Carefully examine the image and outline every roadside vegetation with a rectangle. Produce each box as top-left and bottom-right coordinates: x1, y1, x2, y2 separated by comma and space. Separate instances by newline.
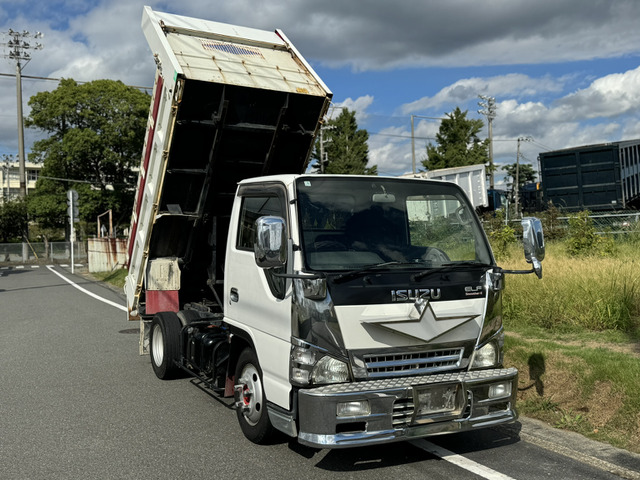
92, 268, 127, 289
487, 210, 640, 453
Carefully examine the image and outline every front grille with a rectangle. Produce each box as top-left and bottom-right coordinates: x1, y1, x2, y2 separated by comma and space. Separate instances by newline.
363, 348, 463, 378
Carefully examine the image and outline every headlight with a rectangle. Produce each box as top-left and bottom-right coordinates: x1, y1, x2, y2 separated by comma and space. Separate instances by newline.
312, 355, 350, 384
472, 341, 498, 368
290, 342, 351, 386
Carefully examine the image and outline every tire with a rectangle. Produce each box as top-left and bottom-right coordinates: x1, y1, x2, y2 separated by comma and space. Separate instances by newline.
234, 348, 275, 444
149, 312, 183, 380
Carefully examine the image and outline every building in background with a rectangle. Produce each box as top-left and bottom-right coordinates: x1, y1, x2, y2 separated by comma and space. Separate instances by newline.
0, 161, 41, 202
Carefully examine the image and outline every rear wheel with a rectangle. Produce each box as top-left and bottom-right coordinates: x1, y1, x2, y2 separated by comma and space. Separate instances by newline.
149, 312, 182, 379
234, 348, 275, 444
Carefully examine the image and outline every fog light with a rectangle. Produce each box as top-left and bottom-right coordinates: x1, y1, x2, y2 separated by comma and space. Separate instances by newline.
337, 400, 370, 417
489, 382, 511, 398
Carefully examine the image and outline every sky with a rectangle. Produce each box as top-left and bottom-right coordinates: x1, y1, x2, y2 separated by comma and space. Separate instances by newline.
1, 0, 640, 187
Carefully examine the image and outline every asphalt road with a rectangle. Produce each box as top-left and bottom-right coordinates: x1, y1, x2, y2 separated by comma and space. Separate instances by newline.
1, 265, 640, 480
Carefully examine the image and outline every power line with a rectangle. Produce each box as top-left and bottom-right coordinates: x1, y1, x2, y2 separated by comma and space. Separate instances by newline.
0, 71, 153, 91
38, 175, 133, 187
369, 131, 436, 141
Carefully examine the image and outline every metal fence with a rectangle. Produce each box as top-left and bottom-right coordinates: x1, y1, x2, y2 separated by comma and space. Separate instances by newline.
0, 241, 88, 263
486, 211, 640, 239
560, 211, 640, 235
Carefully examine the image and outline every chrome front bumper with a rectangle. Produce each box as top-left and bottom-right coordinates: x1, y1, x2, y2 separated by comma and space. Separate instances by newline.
297, 368, 518, 449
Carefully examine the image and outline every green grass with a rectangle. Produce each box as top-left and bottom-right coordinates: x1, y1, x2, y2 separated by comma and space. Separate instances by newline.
92, 268, 127, 289
504, 334, 640, 452
499, 242, 640, 336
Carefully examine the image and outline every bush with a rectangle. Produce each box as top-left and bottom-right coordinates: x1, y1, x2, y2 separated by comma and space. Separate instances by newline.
489, 224, 517, 260
566, 210, 615, 257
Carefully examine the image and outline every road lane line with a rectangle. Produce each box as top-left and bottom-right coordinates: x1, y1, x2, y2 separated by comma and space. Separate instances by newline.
46, 265, 127, 312
410, 439, 516, 480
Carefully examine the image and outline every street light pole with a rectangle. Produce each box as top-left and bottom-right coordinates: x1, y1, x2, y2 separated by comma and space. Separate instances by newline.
2, 29, 44, 197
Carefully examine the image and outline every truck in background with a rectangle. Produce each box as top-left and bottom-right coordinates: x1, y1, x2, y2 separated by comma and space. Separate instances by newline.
403, 164, 508, 213
539, 139, 640, 212
125, 7, 546, 448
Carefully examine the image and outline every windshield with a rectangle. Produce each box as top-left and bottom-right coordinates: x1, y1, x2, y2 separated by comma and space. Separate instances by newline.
296, 176, 493, 271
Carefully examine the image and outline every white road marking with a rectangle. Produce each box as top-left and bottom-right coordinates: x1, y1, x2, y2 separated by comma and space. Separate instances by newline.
46, 265, 127, 312
410, 439, 516, 480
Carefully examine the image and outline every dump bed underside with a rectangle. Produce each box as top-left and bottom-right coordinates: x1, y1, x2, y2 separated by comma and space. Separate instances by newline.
149, 78, 328, 307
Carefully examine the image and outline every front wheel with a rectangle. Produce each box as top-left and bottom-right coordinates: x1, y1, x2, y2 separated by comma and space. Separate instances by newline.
234, 348, 275, 444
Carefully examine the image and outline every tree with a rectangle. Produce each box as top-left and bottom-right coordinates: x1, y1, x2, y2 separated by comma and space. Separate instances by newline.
422, 107, 489, 171
311, 108, 377, 175
25, 78, 150, 232
0, 198, 28, 242
501, 163, 536, 194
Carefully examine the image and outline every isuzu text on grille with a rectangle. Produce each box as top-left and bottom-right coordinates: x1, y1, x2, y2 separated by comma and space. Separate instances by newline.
391, 288, 442, 302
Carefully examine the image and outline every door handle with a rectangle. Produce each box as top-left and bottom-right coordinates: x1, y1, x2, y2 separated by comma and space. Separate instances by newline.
230, 287, 239, 302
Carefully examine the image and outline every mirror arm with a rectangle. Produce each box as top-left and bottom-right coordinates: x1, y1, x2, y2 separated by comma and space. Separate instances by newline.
495, 267, 535, 275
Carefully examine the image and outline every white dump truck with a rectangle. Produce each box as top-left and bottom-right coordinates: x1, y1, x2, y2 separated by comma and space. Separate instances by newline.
125, 7, 545, 448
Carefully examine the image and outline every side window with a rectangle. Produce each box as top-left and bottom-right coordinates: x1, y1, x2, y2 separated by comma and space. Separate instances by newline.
237, 193, 287, 299
238, 196, 284, 250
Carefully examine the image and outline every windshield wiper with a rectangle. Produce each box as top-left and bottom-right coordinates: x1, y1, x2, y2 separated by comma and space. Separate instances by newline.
411, 262, 493, 281
332, 261, 405, 284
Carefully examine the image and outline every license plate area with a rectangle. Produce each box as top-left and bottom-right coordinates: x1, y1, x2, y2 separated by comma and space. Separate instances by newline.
412, 382, 465, 424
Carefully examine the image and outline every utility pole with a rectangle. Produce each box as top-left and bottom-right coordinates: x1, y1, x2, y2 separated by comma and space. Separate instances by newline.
515, 136, 532, 217
1, 29, 44, 198
318, 124, 335, 173
478, 95, 497, 189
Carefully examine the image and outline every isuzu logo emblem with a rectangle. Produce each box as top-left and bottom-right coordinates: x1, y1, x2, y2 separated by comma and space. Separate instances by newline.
390, 288, 441, 302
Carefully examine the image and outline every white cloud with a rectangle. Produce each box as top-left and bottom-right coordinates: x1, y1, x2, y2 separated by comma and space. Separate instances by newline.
331, 95, 374, 122
401, 74, 565, 114
554, 66, 640, 121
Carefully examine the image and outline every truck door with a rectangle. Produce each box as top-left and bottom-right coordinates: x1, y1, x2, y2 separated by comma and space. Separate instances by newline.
225, 184, 292, 409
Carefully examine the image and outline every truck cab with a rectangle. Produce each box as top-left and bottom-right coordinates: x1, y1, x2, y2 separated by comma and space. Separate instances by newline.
219, 174, 541, 447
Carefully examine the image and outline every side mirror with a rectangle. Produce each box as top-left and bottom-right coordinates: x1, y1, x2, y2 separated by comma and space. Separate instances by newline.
521, 217, 545, 279
254, 216, 286, 268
